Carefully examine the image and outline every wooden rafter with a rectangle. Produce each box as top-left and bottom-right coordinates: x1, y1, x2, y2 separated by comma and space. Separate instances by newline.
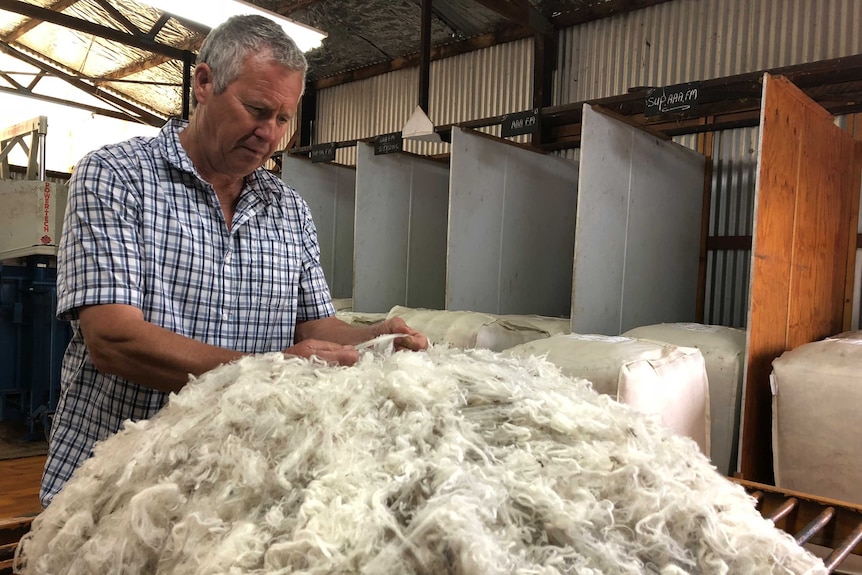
553, 0, 676, 28
0, 0, 192, 60
1, 0, 79, 42
100, 35, 205, 81
91, 0, 142, 36
270, 0, 323, 16
0, 40, 166, 126
472, 0, 552, 35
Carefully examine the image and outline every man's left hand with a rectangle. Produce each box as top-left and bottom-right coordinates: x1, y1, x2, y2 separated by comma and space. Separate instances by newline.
377, 317, 429, 351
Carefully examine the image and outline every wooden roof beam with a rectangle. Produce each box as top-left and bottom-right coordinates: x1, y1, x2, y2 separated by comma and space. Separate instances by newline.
472, 0, 553, 35
100, 35, 205, 81
552, 0, 676, 28
0, 39, 166, 126
0, 0, 193, 60
1, 0, 79, 42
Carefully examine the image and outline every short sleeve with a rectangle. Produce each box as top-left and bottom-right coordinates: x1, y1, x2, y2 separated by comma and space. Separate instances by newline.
56, 151, 144, 320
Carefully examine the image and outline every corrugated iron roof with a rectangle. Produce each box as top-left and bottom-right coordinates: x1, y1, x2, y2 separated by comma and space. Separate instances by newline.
0, 0, 669, 123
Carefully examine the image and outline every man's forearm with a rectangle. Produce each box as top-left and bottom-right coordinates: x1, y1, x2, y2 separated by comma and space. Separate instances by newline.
79, 304, 246, 393
294, 315, 383, 346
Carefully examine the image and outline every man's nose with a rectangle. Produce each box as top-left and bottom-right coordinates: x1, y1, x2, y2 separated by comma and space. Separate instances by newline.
254, 118, 283, 142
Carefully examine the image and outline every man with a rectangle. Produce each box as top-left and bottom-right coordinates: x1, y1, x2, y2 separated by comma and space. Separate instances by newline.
41, 14, 427, 507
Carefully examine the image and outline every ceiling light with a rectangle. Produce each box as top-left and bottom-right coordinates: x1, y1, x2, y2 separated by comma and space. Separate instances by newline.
402, 105, 441, 142
143, 0, 327, 52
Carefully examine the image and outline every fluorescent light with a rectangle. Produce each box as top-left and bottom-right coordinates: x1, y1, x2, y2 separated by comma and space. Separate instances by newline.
402, 105, 441, 142
144, 0, 327, 52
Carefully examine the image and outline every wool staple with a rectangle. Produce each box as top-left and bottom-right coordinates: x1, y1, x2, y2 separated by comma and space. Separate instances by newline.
16, 347, 825, 574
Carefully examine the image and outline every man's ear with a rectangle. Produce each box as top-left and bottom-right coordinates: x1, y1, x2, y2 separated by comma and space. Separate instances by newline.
193, 63, 214, 106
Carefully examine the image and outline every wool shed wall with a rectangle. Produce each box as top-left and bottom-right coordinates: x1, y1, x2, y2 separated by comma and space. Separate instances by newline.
310, 0, 862, 328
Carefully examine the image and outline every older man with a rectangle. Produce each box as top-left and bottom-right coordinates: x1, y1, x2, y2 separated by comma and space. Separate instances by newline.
41, 14, 427, 507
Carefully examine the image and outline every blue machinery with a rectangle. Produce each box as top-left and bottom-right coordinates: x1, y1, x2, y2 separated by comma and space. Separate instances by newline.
0, 116, 71, 438
0, 257, 70, 437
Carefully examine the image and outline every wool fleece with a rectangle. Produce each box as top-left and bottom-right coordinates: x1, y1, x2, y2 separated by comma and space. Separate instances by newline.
17, 347, 825, 575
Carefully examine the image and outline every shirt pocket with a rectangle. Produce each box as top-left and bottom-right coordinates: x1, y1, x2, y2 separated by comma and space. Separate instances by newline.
250, 239, 300, 310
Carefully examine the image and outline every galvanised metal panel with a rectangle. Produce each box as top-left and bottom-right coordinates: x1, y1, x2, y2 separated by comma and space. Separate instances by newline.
573, 105, 704, 335
353, 144, 450, 313
446, 127, 578, 316
280, 154, 356, 299
555, 0, 862, 104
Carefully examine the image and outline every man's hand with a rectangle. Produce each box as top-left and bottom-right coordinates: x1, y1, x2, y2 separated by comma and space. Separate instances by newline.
377, 317, 429, 352
283, 339, 360, 366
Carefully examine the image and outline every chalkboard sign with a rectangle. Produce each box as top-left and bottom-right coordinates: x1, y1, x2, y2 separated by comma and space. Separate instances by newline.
501, 108, 540, 138
374, 132, 403, 155
645, 81, 702, 117
310, 143, 336, 163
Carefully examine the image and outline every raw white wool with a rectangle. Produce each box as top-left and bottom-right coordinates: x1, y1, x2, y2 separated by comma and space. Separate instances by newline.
506, 334, 710, 456
387, 306, 550, 351
16, 347, 825, 575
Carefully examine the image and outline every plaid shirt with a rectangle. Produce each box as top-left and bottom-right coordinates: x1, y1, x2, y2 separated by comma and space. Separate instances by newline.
41, 118, 335, 507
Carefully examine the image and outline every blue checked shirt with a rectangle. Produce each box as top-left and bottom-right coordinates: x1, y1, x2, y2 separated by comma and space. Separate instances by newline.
41, 118, 335, 507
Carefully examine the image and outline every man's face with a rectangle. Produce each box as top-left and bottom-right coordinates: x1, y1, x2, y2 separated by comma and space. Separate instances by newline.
195, 53, 305, 177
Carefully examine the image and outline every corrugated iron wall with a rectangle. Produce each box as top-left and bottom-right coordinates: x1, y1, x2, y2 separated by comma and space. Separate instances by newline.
311, 0, 862, 326
556, 0, 862, 326
316, 38, 533, 165
703, 127, 758, 327
556, 0, 862, 102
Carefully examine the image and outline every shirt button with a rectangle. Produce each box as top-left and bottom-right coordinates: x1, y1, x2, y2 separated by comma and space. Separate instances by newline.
222, 312, 229, 321
225, 252, 232, 264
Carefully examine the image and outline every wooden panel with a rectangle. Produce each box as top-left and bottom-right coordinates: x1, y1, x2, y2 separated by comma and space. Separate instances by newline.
850, 142, 862, 331
0, 455, 43, 518
740, 74, 860, 482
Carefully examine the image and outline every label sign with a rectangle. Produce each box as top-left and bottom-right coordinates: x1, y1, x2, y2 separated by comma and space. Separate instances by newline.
645, 81, 701, 117
374, 132, 403, 155
310, 143, 336, 163
501, 108, 540, 137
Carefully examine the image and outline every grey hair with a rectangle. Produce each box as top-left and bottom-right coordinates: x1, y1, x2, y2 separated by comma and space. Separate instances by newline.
191, 14, 308, 109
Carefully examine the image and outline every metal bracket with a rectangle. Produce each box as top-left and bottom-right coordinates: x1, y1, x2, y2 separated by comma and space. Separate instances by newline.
0, 116, 47, 180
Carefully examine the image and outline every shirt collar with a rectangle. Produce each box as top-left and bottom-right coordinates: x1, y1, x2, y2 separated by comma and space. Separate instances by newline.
156, 117, 280, 205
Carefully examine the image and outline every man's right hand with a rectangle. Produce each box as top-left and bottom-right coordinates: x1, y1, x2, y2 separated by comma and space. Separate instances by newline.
283, 339, 360, 366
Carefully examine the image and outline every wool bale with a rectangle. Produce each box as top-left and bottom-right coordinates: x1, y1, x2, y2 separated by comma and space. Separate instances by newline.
335, 310, 388, 325
15, 347, 823, 575
622, 323, 746, 477
386, 305, 550, 351
497, 313, 571, 336
506, 333, 710, 456
331, 297, 353, 312
771, 331, 862, 505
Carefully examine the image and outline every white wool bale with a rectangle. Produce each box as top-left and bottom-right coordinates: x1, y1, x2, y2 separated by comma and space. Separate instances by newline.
622, 322, 746, 477
506, 333, 710, 455
386, 305, 550, 351
17, 348, 824, 575
331, 297, 353, 312
497, 313, 571, 336
771, 331, 862, 505
335, 310, 388, 325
